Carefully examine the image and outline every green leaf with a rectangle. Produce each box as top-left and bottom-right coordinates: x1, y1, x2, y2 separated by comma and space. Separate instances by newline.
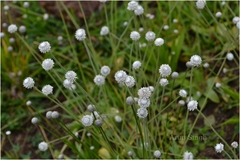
220, 117, 239, 126
204, 89, 220, 103
221, 86, 239, 101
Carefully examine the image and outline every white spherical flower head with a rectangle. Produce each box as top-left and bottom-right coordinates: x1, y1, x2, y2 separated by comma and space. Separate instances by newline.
42, 59, 54, 71
115, 115, 122, 122
215, 143, 224, 153
226, 52, 234, 61
125, 76, 135, 88
42, 85, 53, 96
236, 21, 240, 29
231, 141, 238, 148
215, 82, 221, 88
8, 46, 13, 52
23, 77, 35, 89
43, 13, 49, 20
137, 107, 148, 118
127, 1, 138, 11
178, 100, 185, 106
134, 5, 144, 16
154, 150, 161, 158
8, 24, 18, 33
145, 31, 156, 41
187, 100, 198, 111
23, 2, 29, 8
232, 16, 240, 24
196, 0, 206, 9
179, 89, 188, 98
75, 28, 86, 41
138, 98, 150, 108
114, 70, 127, 83
183, 151, 193, 160
81, 115, 93, 126
148, 86, 154, 92
38, 41, 51, 53
126, 96, 135, 105
128, 151, 133, 157
31, 117, 39, 124
216, 12, 222, 18
9, 38, 15, 43
160, 78, 169, 87
87, 104, 96, 112
19, 25, 26, 33
173, 29, 178, 34
203, 63, 209, 68
100, 26, 109, 35
100, 65, 111, 76
46, 111, 52, 119
163, 25, 169, 30
171, 72, 179, 79
0, 32, 4, 38
173, 19, 178, 23
2, 23, 8, 28
90, 146, 95, 150
186, 61, 193, 68
4, 5, 10, 11
26, 100, 32, 106
190, 55, 202, 67
65, 71, 77, 82
51, 111, 59, 118
58, 154, 64, 159
94, 75, 105, 86
6, 131, 11, 135
139, 27, 144, 32
99, 0, 107, 3
159, 64, 172, 77
63, 79, 73, 89
132, 60, 141, 69
154, 38, 164, 46
138, 87, 151, 99
38, 142, 48, 151
130, 31, 140, 41
221, 1, 226, 6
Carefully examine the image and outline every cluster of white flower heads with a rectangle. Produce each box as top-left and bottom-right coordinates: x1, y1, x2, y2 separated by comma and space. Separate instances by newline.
42, 59, 54, 71
8, 24, 18, 33
38, 142, 48, 151
215, 143, 224, 153
23, 77, 35, 89
130, 31, 140, 41
187, 100, 198, 111
94, 75, 105, 86
183, 151, 193, 160
100, 26, 109, 35
190, 55, 202, 67
132, 60, 142, 69
145, 31, 156, 41
75, 28, 86, 41
114, 70, 127, 84
81, 115, 94, 126
137, 107, 148, 118
42, 85, 53, 96
38, 41, 51, 53
196, 0, 206, 9
159, 64, 172, 77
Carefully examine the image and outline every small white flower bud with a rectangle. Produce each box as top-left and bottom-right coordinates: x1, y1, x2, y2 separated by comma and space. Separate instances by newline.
42, 85, 53, 96
8, 46, 13, 52
231, 141, 238, 148
226, 52, 234, 61
154, 38, 164, 46
179, 89, 188, 98
65, 71, 77, 82
42, 59, 54, 71
190, 55, 202, 67
196, 0, 206, 9
145, 31, 156, 41
149, 86, 154, 92
0, 32, 4, 38
9, 38, 15, 43
19, 25, 26, 33
159, 78, 169, 87
139, 27, 144, 32
4, 5, 9, 11
173, 19, 178, 23
75, 28, 86, 41
127, 151, 133, 156
154, 150, 161, 158
23, 2, 29, 8
126, 96, 134, 105
90, 146, 95, 150
159, 64, 172, 77
63, 79, 73, 89
132, 60, 141, 69
87, 132, 91, 137
31, 117, 39, 124
38, 41, 51, 53
171, 72, 179, 79
178, 100, 185, 106
186, 61, 193, 68
43, 13, 49, 20
215, 143, 224, 153
23, 77, 35, 89
87, 104, 96, 112
100, 26, 109, 35
163, 25, 169, 30
232, 16, 240, 24
216, 12, 222, 18
2, 23, 8, 28
81, 115, 93, 126
38, 141, 48, 151
51, 111, 59, 118
8, 24, 18, 34
183, 151, 193, 160
114, 115, 122, 122
57, 36, 63, 41
187, 100, 198, 111
6, 131, 11, 135
100, 65, 111, 76
58, 154, 64, 159
215, 82, 221, 88
94, 75, 105, 86
125, 76, 135, 88
46, 111, 53, 119
173, 29, 178, 34
203, 63, 209, 68
138, 98, 150, 108
26, 100, 32, 106
94, 119, 103, 127
130, 31, 140, 41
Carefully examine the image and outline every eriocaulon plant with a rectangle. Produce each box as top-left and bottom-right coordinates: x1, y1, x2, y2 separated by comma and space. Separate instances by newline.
2, 0, 239, 159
